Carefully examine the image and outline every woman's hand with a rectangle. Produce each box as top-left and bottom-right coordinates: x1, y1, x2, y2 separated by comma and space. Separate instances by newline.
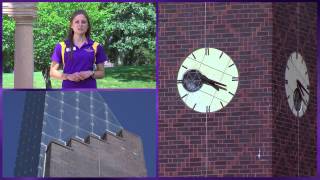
50, 61, 81, 82
78, 71, 94, 80
50, 61, 105, 82
66, 72, 82, 82
78, 63, 105, 80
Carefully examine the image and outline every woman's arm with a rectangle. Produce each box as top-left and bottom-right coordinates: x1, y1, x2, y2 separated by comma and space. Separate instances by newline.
50, 61, 67, 80
50, 61, 81, 82
92, 63, 105, 79
78, 63, 105, 80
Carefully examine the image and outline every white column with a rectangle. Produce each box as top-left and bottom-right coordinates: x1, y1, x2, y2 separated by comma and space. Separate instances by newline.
3, 3, 37, 88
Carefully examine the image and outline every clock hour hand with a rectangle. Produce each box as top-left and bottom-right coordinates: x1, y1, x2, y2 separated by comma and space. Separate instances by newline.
297, 80, 309, 96
296, 87, 307, 106
199, 73, 227, 91
210, 83, 220, 91
297, 81, 304, 96
215, 83, 227, 91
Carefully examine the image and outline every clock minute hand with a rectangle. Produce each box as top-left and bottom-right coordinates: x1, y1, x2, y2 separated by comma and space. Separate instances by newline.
214, 83, 227, 91
199, 74, 219, 91
297, 80, 309, 96
296, 85, 307, 106
199, 73, 227, 91
203, 76, 227, 87
296, 80, 304, 96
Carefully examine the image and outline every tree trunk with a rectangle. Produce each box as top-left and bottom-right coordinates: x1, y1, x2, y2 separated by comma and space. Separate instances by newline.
117, 52, 124, 66
42, 66, 52, 89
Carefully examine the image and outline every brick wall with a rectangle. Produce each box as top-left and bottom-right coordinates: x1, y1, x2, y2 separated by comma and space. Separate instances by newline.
45, 130, 147, 177
158, 2, 316, 177
272, 2, 317, 176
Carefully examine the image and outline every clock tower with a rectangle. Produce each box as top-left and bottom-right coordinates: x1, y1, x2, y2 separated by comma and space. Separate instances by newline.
158, 2, 317, 176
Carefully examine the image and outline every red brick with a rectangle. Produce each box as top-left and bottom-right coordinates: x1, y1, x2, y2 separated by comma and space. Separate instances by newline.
158, 2, 316, 177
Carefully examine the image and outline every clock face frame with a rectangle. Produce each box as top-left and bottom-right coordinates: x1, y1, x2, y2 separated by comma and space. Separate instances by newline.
285, 52, 310, 117
177, 48, 239, 113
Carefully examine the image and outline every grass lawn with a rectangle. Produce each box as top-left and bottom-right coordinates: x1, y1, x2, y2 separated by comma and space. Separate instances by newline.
2, 65, 156, 89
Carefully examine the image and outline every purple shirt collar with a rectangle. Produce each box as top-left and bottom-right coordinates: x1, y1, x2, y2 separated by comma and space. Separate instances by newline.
64, 37, 94, 47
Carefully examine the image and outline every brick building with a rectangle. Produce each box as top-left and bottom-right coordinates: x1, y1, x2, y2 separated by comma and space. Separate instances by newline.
158, 2, 316, 176
14, 91, 147, 177
45, 130, 146, 177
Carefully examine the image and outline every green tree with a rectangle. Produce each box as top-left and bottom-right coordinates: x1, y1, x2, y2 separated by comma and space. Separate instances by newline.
2, 2, 156, 87
103, 3, 156, 65
2, 15, 15, 73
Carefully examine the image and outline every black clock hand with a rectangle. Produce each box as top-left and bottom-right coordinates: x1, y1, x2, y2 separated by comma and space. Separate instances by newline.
202, 78, 220, 91
215, 83, 227, 91
296, 81, 304, 96
200, 75, 220, 91
210, 83, 220, 91
297, 87, 307, 106
299, 81, 309, 95
295, 84, 308, 106
208, 80, 227, 91
297, 80, 309, 96
199, 73, 227, 91
202, 75, 227, 87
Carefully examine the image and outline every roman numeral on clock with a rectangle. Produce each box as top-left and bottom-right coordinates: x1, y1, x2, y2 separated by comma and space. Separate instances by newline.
232, 77, 239, 81
205, 48, 209, 55
192, 53, 196, 60
181, 94, 188, 98
206, 106, 210, 113
219, 52, 223, 59
177, 80, 183, 83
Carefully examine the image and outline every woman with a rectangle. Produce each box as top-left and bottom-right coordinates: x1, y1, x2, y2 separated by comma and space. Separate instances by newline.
50, 10, 107, 88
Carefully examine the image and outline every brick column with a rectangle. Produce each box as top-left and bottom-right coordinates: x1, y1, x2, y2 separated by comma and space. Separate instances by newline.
3, 3, 37, 88
158, 2, 317, 177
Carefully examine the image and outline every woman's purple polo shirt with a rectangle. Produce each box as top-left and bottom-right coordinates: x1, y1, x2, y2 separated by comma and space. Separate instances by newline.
51, 38, 107, 88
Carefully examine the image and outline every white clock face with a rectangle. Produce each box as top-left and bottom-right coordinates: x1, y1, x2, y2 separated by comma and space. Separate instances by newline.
285, 52, 310, 117
177, 48, 239, 113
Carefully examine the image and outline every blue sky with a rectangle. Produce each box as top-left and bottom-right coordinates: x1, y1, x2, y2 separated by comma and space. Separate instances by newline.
2, 90, 156, 177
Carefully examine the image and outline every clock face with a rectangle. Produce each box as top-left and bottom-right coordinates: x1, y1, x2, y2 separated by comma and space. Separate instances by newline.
285, 52, 310, 117
177, 48, 239, 113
